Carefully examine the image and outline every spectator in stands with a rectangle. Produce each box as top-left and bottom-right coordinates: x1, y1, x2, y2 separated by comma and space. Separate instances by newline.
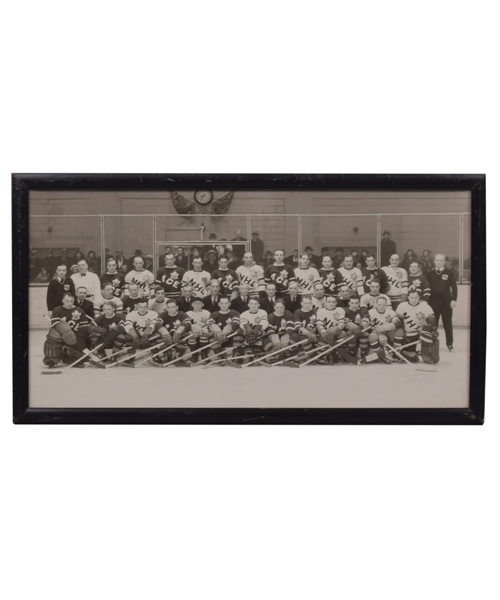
175, 247, 188, 270
401, 249, 419, 273
144, 254, 154, 272
29, 249, 41, 282
262, 250, 274, 268
448, 257, 460, 282
321, 247, 330, 259
333, 247, 344, 269
285, 249, 299, 268
73, 250, 85, 265
231, 229, 247, 258
42, 248, 58, 276
87, 250, 101, 275
381, 231, 396, 266
35, 267, 52, 283
70, 264, 79, 274
226, 247, 241, 271
58, 248, 72, 268
251, 231, 264, 263
115, 250, 128, 272
304, 246, 321, 268
203, 249, 219, 274
420, 249, 433, 274
359, 249, 369, 269
104, 247, 113, 262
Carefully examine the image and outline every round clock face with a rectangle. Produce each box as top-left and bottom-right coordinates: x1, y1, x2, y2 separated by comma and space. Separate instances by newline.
194, 189, 214, 206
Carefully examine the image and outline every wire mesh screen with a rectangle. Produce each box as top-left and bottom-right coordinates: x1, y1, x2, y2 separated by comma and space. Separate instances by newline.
301, 215, 378, 267
29, 216, 102, 280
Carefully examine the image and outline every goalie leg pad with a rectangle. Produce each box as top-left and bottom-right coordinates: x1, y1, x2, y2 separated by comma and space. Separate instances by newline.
420, 325, 436, 346
394, 328, 404, 347
422, 338, 440, 364
46, 327, 64, 345
43, 339, 64, 361
54, 321, 77, 346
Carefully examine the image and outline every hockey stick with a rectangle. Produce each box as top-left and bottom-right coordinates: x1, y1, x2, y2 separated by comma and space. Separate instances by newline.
105, 341, 165, 368
135, 333, 195, 367
41, 343, 105, 375
241, 338, 308, 368
193, 332, 239, 366
299, 327, 370, 367
203, 351, 269, 367
156, 337, 223, 368
272, 345, 325, 366
385, 343, 437, 372
200, 331, 267, 369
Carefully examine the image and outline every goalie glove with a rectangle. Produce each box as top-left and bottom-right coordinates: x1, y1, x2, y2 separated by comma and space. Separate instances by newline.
139, 335, 150, 349
213, 331, 225, 343
301, 328, 316, 343
89, 325, 107, 345
345, 322, 362, 338
320, 329, 337, 346
222, 324, 233, 336
192, 323, 203, 337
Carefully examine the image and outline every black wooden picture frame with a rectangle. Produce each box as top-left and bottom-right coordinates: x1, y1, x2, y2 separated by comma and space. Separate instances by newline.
12, 174, 486, 424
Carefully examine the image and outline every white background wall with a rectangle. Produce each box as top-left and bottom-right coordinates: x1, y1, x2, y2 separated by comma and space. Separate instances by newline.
1, 3, 497, 600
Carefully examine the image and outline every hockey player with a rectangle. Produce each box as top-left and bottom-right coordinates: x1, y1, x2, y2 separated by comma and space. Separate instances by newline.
259, 282, 279, 314
122, 282, 142, 315
236, 252, 266, 299
148, 286, 168, 315
90, 300, 125, 359
43, 292, 94, 368
154, 298, 193, 365
94, 283, 124, 317
382, 254, 409, 311
264, 249, 296, 297
343, 294, 370, 359
124, 256, 155, 298
113, 299, 159, 360
207, 296, 242, 356
186, 297, 212, 361
230, 282, 252, 313
312, 283, 326, 310
335, 254, 364, 297
395, 288, 438, 363
360, 278, 391, 311
318, 255, 338, 297
182, 256, 211, 298
46, 264, 76, 317
361, 254, 388, 294
261, 298, 296, 362
212, 256, 239, 300
363, 295, 404, 362
155, 252, 185, 299
71, 259, 102, 303
203, 280, 223, 313
293, 295, 320, 360
336, 285, 352, 309
407, 261, 431, 303
427, 253, 457, 351
294, 253, 321, 296
316, 295, 348, 363
238, 297, 269, 362
100, 258, 125, 299
75, 286, 95, 319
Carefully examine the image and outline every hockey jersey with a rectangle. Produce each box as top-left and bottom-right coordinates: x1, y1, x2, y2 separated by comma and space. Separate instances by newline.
208, 310, 241, 332
156, 310, 191, 333
122, 295, 142, 315
124, 310, 159, 335
182, 270, 211, 298
364, 307, 400, 329
124, 269, 155, 297
293, 308, 318, 332
239, 309, 269, 329
186, 309, 211, 327
407, 274, 431, 301
148, 298, 168, 315
312, 296, 326, 311
94, 296, 124, 317
212, 268, 239, 295
264, 264, 295, 295
360, 293, 391, 311
335, 267, 364, 295
236, 264, 266, 297
293, 267, 321, 295
396, 301, 434, 334
51, 305, 91, 332
381, 266, 409, 301
267, 311, 296, 334
318, 268, 338, 296
361, 267, 388, 293
316, 307, 346, 330
344, 308, 364, 326
100, 272, 125, 298
94, 314, 124, 331
155, 266, 185, 298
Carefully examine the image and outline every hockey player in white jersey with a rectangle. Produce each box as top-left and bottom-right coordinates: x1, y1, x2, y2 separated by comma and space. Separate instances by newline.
360, 278, 391, 311
124, 256, 155, 298
182, 256, 211, 298
112, 299, 159, 362
362, 295, 404, 363
186, 296, 212, 361
382, 254, 409, 311
236, 252, 266, 298
238, 297, 269, 363
316, 296, 348, 359
93, 283, 124, 317
335, 254, 364, 296
395, 288, 438, 363
294, 253, 320, 296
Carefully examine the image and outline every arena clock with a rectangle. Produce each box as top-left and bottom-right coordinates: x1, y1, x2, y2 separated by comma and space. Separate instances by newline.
194, 189, 214, 206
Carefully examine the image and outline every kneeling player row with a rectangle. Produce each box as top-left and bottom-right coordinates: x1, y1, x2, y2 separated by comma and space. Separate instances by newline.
42, 289, 439, 368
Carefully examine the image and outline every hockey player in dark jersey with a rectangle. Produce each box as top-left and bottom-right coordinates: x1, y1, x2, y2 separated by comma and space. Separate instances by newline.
407, 261, 431, 303
100, 258, 125, 298
90, 301, 125, 359
207, 296, 242, 358
318, 255, 338, 297
122, 282, 143, 315
43, 292, 94, 368
264, 249, 296, 297
292, 295, 320, 361
343, 295, 369, 359
46, 264, 76, 317
261, 298, 296, 362
361, 254, 389, 294
155, 252, 186, 299
154, 298, 193, 365
337, 285, 352, 309
212, 256, 239, 300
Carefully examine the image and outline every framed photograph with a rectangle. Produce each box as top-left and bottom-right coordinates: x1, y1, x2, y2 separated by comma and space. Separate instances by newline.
12, 174, 486, 424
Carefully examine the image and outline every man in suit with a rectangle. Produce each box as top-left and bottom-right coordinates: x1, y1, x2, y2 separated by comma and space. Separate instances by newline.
58, 248, 72, 269
115, 250, 128, 272
250, 231, 264, 263
74, 286, 95, 319
304, 246, 321, 269
203, 249, 219, 275
177, 284, 195, 313
231, 229, 247, 259
259, 283, 278, 314
175, 246, 188, 270
381, 231, 396, 267
230, 282, 252, 313
284, 281, 301, 313
203, 280, 223, 313
42, 248, 59, 277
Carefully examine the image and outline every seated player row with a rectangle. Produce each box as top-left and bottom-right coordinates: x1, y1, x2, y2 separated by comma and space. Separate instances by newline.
46, 249, 455, 318
42, 284, 439, 369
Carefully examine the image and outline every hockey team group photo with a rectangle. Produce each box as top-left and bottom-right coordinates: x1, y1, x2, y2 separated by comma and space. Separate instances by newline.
27, 189, 472, 409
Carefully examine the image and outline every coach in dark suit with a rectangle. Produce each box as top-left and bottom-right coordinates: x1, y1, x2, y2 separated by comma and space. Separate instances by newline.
428, 253, 458, 351
284, 281, 301, 313
230, 283, 251, 313
259, 283, 278, 314
203, 281, 222, 313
